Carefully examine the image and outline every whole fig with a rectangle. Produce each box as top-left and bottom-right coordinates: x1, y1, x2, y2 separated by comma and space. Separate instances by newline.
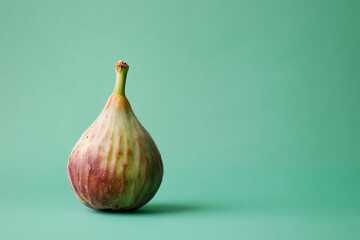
67, 60, 163, 211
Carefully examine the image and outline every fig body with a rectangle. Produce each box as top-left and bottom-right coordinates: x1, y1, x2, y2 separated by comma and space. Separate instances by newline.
67, 61, 163, 210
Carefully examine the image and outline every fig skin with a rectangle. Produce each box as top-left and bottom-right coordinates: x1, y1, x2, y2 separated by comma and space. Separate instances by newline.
67, 61, 163, 211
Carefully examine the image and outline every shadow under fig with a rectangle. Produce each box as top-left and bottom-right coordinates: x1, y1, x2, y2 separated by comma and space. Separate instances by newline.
93, 203, 204, 215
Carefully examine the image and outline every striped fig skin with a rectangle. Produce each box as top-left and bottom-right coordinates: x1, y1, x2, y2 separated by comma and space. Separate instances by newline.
67, 94, 163, 210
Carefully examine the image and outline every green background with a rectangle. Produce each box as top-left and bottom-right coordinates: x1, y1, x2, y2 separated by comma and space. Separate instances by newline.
1, 0, 359, 239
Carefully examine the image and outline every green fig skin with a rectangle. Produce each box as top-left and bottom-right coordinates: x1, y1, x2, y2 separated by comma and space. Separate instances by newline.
67, 61, 163, 211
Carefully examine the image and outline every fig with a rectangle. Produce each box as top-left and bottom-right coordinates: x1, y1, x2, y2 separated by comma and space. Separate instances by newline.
67, 60, 163, 211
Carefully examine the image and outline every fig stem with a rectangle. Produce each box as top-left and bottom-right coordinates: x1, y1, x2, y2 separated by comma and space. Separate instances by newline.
113, 61, 129, 96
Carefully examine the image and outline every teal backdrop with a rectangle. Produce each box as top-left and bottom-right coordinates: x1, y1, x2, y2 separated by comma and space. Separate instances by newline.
1, 0, 359, 239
